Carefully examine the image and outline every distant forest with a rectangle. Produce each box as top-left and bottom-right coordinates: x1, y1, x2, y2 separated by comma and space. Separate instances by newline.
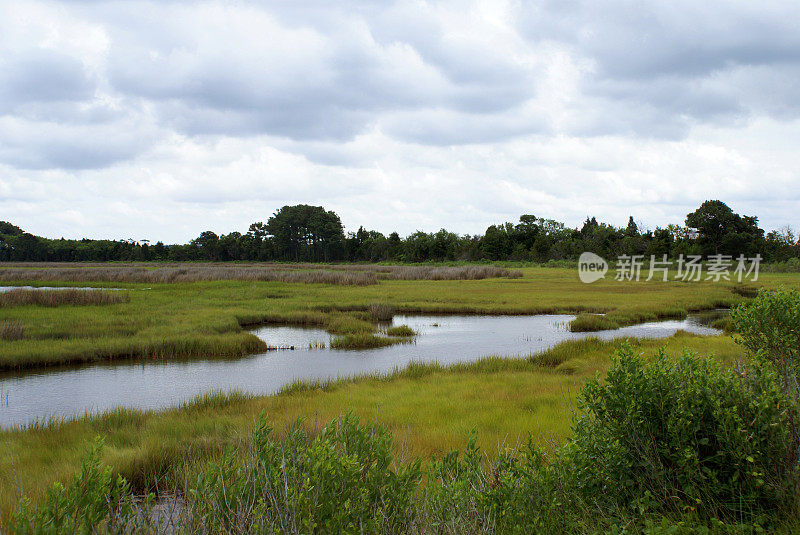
1, 200, 798, 264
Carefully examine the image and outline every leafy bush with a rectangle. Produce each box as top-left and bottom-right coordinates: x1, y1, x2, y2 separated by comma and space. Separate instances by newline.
423, 432, 564, 534
561, 343, 798, 522
188, 414, 421, 533
731, 287, 800, 374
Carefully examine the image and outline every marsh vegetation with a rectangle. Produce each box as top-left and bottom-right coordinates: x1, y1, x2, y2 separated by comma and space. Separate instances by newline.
8, 297, 800, 533
0, 288, 129, 307
1, 264, 799, 532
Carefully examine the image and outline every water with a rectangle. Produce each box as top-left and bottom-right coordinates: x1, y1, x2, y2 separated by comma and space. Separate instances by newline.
0, 286, 124, 292
0, 314, 722, 429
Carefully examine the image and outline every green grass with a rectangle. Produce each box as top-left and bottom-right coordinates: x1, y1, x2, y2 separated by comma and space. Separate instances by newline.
0, 331, 747, 523
569, 313, 619, 331
0, 264, 797, 528
386, 324, 416, 336
1, 265, 793, 371
329, 333, 410, 349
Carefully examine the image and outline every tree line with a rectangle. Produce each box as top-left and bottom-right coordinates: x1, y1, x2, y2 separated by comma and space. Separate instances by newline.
1, 200, 798, 263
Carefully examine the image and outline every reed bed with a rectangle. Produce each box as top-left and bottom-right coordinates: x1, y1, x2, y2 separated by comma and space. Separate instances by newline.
0, 267, 378, 286
0, 288, 130, 307
385, 265, 524, 280
367, 303, 394, 321
0, 263, 524, 285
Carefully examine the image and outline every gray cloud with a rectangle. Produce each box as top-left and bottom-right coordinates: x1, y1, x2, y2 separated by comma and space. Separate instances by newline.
0, 0, 798, 240
0, 51, 95, 112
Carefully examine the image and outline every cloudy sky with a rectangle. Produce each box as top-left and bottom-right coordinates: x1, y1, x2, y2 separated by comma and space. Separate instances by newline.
1, 0, 799, 243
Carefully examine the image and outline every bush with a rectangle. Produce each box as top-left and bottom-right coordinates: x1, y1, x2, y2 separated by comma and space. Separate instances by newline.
731, 288, 800, 375
561, 343, 798, 522
188, 414, 421, 533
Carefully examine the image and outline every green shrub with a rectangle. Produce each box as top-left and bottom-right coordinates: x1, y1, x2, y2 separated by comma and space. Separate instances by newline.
731, 288, 800, 375
188, 414, 421, 533
560, 343, 798, 522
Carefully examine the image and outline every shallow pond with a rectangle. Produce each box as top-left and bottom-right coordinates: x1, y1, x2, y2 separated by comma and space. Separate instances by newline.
0, 314, 722, 429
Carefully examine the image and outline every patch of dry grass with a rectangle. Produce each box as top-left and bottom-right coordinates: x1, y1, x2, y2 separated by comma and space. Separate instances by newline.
0, 266, 378, 286
0, 263, 525, 286
368, 303, 394, 321
0, 288, 130, 307
386, 265, 523, 280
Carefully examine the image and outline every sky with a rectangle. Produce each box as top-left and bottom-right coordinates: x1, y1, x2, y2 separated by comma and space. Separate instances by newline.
1, 0, 799, 243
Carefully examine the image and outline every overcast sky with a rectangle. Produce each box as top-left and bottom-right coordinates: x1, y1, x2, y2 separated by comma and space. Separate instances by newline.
1, 0, 799, 243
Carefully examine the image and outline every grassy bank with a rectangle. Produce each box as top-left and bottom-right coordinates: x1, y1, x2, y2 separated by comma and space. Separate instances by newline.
0, 332, 746, 523
1, 265, 793, 371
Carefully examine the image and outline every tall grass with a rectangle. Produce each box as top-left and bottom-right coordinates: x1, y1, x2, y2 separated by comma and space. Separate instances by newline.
367, 303, 394, 321
0, 332, 268, 371
386, 265, 523, 280
0, 320, 24, 340
0, 263, 524, 286
0, 288, 130, 307
0, 266, 378, 286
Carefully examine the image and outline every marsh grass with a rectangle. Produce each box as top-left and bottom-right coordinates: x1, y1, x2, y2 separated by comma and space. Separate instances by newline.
368, 303, 394, 321
330, 333, 412, 350
0, 266, 787, 370
0, 332, 748, 525
325, 315, 375, 335
385, 265, 523, 280
569, 314, 619, 332
0, 263, 524, 287
386, 324, 415, 336
0, 332, 268, 371
10, 337, 792, 534
0, 288, 130, 307
0, 266, 379, 286
0, 320, 24, 340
